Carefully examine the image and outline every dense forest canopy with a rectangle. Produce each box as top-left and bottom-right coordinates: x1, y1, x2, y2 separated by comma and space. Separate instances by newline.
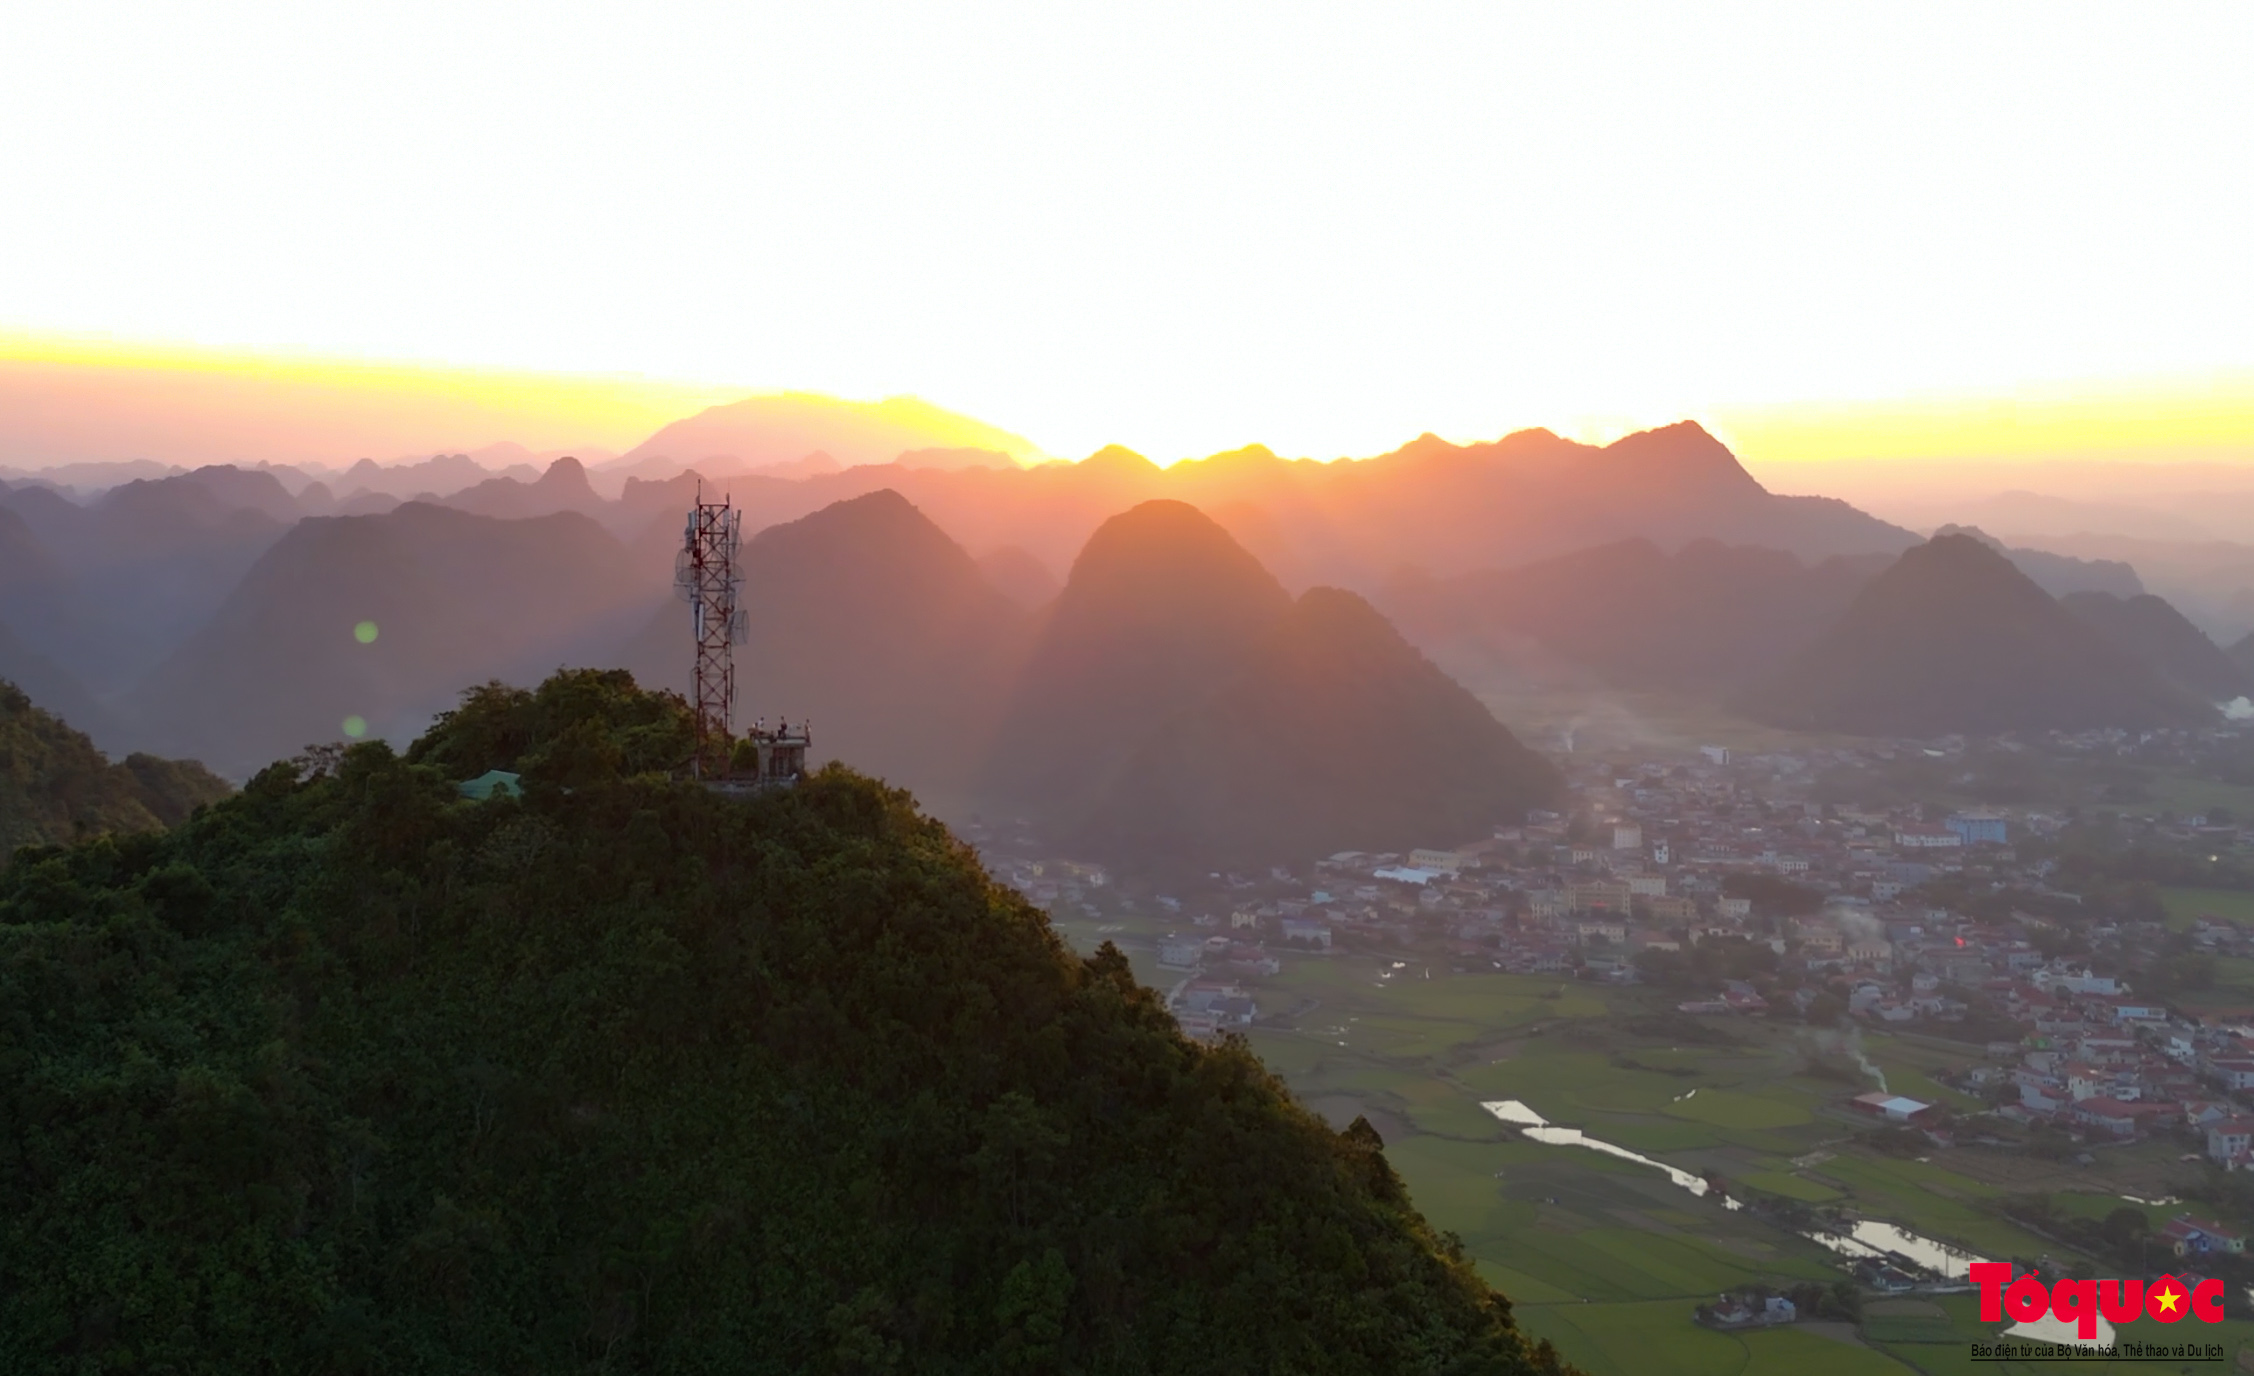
0, 669, 1567, 1374
0, 680, 230, 855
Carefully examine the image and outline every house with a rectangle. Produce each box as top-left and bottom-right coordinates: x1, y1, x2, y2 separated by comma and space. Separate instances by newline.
1175, 1010, 1223, 1041
2070, 1097, 2165, 1139
1224, 944, 1280, 977
1409, 848, 1470, 873
1157, 935, 1205, 969
1718, 896, 1752, 920
1850, 1092, 1939, 1124
2207, 1117, 2254, 1165
2162, 1215, 2247, 1258
1946, 811, 2009, 845
1576, 917, 1628, 947
2185, 1101, 2233, 1129
1373, 865, 1444, 886
1706, 1293, 1795, 1328
1613, 824, 1642, 850
1794, 922, 1844, 956
1569, 880, 1634, 913
2208, 1059, 2254, 1092
1894, 824, 1964, 850
1279, 916, 1332, 950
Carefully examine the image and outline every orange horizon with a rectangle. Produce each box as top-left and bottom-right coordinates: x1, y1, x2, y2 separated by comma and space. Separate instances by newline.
3, 333, 2251, 483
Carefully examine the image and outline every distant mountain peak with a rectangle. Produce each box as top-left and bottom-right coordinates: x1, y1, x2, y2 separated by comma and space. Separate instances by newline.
620, 392, 1045, 468
534, 455, 592, 492
1932, 523, 2006, 551
1078, 445, 1160, 474
1746, 529, 2209, 734
1597, 421, 1765, 495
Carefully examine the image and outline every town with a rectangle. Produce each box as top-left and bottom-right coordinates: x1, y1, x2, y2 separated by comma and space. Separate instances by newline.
972, 718, 2254, 1362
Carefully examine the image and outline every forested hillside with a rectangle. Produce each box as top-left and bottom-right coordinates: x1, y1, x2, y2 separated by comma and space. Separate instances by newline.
0, 681, 229, 854
0, 669, 1568, 1375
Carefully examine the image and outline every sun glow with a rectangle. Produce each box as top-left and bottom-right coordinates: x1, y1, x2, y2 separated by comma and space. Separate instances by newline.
1, 5, 2250, 468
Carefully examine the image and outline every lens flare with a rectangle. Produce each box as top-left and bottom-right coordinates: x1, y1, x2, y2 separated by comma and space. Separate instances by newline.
354, 621, 379, 644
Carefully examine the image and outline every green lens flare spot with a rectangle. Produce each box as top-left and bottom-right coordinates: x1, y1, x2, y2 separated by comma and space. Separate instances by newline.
354, 620, 379, 644
342, 715, 368, 738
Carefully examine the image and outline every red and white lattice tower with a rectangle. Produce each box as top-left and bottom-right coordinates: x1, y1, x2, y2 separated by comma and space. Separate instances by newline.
676, 485, 746, 778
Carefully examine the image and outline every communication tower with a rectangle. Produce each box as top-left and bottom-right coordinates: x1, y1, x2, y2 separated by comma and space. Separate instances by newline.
675, 486, 808, 785
675, 485, 746, 777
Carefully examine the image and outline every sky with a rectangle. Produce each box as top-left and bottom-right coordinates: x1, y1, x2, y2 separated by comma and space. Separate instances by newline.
3, 3, 2251, 469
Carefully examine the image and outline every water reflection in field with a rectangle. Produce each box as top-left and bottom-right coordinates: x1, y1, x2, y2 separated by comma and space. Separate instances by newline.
1479, 1099, 2111, 1347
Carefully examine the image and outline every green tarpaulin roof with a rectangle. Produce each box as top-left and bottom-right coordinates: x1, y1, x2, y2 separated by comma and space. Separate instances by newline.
457, 769, 523, 800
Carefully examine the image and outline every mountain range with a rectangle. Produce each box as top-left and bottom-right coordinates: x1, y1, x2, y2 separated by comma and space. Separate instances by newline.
1743, 534, 2215, 735
0, 404, 2242, 802
123, 503, 649, 776
2061, 591, 2254, 703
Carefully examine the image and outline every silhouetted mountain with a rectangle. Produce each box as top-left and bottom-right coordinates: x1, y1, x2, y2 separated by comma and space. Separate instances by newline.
336, 451, 497, 500
1746, 534, 2210, 735
442, 455, 605, 520
0, 502, 62, 600
1998, 530, 2254, 642
984, 500, 1293, 818
123, 503, 645, 775
897, 446, 1019, 471
0, 619, 113, 746
976, 544, 1060, 608
0, 674, 1562, 1373
1932, 525, 2143, 598
2062, 591, 2253, 702
621, 392, 1046, 471
984, 501, 1557, 867
683, 421, 1916, 599
1384, 538, 1890, 691
0, 479, 290, 693
166, 464, 303, 521
0, 680, 228, 854
618, 490, 1028, 804
1085, 587, 1563, 871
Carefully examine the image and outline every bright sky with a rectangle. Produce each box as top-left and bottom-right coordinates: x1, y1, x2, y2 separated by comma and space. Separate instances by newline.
3, 2, 2251, 466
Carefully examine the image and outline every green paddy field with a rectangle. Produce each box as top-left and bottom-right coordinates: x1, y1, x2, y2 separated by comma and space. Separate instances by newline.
1049, 901, 2241, 1373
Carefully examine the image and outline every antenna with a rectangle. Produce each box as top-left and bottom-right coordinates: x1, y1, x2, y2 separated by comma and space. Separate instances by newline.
677, 481, 741, 778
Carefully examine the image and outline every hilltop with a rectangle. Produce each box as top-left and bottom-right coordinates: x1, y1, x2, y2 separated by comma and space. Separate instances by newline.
619, 490, 1030, 803
984, 499, 1294, 817
985, 501, 1559, 869
1745, 534, 2212, 735
0, 669, 1567, 1375
620, 391, 1046, 472
2062, 590, 2253, 703
1084, 586, 1564, 871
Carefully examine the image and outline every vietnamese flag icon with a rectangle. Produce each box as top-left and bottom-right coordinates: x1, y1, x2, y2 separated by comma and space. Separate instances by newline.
2148, 1274, 2189, 1322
